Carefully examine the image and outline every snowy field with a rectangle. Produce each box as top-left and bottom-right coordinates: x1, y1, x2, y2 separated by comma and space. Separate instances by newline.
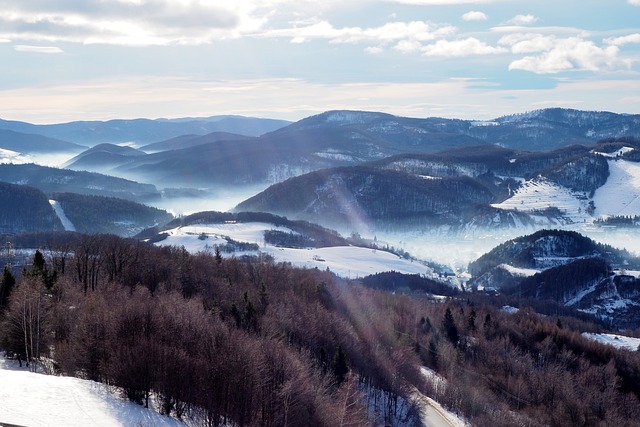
0, 354, 190, 427
156, 224, 434, 278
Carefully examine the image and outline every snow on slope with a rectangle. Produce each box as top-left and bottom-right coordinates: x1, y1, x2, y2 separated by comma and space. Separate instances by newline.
49, 200, 76, 231
582, 333, 640, 351
593, 159, 640, 218
491, 178, 590, 224
492, 160, 640, 224
157, 224, 432, 278
0, 355, 189, 427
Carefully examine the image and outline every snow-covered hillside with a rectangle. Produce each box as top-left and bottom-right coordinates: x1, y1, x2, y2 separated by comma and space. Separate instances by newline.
156, 223, 433, 278
492, 159, 640, 224
0, 354, 189, 427
491, 178, 590, 224
593, 159, 640, 217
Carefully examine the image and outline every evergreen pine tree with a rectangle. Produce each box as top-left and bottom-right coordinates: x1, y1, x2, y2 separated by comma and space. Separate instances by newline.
332, 345, 349, 387
0, 266, 16, 309
443, 307, 459, 345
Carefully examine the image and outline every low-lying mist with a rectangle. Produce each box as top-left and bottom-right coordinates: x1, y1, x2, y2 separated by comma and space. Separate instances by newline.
148, 184, 270, 216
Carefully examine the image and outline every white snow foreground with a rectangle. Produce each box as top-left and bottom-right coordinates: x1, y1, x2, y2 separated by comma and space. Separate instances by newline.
156, 223, 433, 278
0, 354, 191, 427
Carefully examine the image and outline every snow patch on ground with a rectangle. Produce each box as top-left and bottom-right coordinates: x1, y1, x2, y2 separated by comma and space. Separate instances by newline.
498, 264, 539, 277
593, 147, 635, 158
582, 333, 640, 351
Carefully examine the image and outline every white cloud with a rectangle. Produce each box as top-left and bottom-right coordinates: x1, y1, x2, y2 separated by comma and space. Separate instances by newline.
388, 0, 497, 4
394, 39, 423, 54
508, 37, 629, 73
629, 0, 640, 5
365, 46, 383, 54
462, 11, 488, 22
499, 33, 557, 53
0, 1, 261, 46
262, 20, 456, 47
422, 37, 506, 57
14, 45, 64, 54
509, 14, 538, 25
605, 33, 640, 46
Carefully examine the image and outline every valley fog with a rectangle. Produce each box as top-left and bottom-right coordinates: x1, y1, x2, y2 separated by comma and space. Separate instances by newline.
147, 184, 269, 216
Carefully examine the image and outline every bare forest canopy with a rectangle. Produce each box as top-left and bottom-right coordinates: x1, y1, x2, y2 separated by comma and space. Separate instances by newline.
2, 233, 640, 426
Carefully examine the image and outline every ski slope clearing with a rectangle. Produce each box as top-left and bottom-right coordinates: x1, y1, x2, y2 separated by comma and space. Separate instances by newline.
593, 159, 640, 218
0, 355, 189, 427
157, 224, 433, 278
49, 199, 76, 231
582, 333, 640, 351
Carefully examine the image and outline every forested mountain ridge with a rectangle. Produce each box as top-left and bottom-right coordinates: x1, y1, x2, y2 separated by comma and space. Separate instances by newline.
63, 143, 147, 173
0, 163, 161, 202
233, 139, 632, 232
52, 192, 173, 237
468, 229, 633, 277
0, 129, 86, 154
468, 229, 640, 328
233, 165, 529, 232
0, 182, 63, 233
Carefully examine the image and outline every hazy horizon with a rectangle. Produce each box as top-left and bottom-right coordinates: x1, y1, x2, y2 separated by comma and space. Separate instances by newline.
0, 0, 638, 124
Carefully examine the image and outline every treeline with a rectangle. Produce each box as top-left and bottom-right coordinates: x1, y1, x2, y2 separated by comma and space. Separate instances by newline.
543, 154, 609, 193
594, 215, 640, 227
360, 271, 459, 296
2, 233, 640, 425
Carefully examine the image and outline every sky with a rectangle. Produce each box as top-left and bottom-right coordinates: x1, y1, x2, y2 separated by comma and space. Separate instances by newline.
0, 0, 639, 123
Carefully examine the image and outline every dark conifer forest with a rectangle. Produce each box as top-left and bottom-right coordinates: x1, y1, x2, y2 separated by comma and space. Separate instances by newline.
2, 233, 640, 426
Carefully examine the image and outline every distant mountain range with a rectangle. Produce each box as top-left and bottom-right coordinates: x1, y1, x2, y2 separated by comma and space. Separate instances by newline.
0, 115, 290, 146
1, 107, 640, 236
1, 108, 639, 189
